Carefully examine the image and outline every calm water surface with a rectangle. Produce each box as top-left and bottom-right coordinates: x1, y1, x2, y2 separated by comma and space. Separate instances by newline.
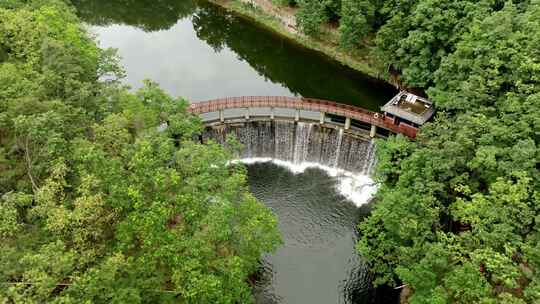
247, 163, 396, 304
75, 0, 395, 109
74, 1, 397, 302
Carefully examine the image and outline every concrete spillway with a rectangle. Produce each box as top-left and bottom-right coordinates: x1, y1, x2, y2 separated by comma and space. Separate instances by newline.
203, 121, 378, 206
203, 121, 376, 174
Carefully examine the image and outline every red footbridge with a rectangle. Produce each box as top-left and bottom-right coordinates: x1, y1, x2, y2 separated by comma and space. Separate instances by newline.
188, 96, 418, 138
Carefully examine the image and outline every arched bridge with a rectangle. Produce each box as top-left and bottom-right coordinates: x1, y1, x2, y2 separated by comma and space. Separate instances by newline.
188, 96, 418, 138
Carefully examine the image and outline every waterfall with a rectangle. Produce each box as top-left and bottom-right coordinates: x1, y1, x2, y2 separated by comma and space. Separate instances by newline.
204, 121, 379, 206
361, 140, 377, 175
292, 122, 312, 165
334, 128, 344, 168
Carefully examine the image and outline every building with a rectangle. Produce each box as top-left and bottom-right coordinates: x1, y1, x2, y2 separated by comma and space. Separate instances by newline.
381, 91, 434, 136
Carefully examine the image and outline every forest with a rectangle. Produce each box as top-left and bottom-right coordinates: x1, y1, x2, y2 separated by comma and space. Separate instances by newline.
0, 1, 281, 302
271, 0, 540, 302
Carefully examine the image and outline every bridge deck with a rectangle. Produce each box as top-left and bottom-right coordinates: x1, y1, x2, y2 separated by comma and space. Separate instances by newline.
188, 96, 417, 138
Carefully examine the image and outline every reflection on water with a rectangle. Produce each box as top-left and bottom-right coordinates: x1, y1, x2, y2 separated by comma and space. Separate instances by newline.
247, 163, 397, 304
74, 0, 395, 109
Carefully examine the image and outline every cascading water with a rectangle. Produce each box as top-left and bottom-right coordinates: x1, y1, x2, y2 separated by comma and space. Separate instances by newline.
204, 121, 378, 206
333, 128, 344, 168
293, 123, 312, 165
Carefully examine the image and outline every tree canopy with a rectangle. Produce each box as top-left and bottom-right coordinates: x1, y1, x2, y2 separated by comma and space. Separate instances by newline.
277, 0, 532, 88
356, 1, 540, 303
0, 1, 281, 303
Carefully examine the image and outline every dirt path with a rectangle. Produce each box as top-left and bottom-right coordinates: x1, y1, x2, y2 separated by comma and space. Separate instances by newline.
240, 0, 298, 33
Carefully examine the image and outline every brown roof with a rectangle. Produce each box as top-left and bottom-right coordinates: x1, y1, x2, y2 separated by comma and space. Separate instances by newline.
381, 92, 435, 125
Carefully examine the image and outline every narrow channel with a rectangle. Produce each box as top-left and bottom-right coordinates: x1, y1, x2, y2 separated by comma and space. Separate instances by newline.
73, 0, 398, 302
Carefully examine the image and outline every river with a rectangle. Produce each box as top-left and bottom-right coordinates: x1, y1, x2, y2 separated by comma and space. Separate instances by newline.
73, 0, 398, 302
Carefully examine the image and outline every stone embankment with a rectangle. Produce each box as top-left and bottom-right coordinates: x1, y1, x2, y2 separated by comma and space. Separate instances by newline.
208, 0, 387, 82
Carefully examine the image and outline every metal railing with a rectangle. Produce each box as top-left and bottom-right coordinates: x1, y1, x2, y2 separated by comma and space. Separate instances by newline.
188, 96, 418, 138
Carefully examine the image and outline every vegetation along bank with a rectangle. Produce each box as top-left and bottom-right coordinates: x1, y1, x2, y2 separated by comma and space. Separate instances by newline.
208, 0, 388, 82
219, 0, 540, 302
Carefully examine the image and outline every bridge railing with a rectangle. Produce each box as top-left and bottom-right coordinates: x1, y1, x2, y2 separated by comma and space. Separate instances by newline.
187, 96, 417, 138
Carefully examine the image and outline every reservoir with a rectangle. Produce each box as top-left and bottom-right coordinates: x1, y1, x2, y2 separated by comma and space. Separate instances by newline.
75, 0, 395, 109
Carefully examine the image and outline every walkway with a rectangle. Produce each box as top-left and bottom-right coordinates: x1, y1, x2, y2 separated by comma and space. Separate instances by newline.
188, 96, 418, 138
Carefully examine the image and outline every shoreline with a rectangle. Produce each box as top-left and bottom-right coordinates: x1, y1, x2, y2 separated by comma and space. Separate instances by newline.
206, 0, 393, 85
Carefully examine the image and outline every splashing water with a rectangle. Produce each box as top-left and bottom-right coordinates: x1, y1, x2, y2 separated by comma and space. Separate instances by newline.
207, 121, 379, 207
234, 158, 378, 207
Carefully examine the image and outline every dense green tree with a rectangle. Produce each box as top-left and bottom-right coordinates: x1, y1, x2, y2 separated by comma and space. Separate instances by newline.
360, 103, 540, 302
374, 0, 502, 87
286, 0, 532, 88
0, 2, 281, 303
272, 0, 297, 6
358, 2, 540, 301
295, 0, 329, 35
428, 2, 540, 112
339, 0, 374, 48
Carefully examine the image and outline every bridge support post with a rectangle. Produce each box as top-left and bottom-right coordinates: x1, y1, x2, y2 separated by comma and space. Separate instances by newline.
245, 108, 250, 121
345, 117, 351, 130
270, 107, 275, 120
320, 112, 325, 124
295, 109, 300, 122
219, 110, 224, 123
370, 125, 377, 138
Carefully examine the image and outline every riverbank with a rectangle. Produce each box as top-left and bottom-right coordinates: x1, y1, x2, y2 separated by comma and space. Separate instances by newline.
207, 0, 389, 82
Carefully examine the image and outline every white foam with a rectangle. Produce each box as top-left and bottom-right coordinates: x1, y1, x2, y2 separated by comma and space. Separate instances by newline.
235, 158, 378, 207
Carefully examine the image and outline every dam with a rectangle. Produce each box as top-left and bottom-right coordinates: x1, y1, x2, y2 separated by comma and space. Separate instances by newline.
203, 121, 377, 174
188, 95, 415, 208
190, 95, 421, 175
189, 96, 422, 139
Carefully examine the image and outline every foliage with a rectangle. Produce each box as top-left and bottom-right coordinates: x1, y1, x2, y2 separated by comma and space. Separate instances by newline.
286, 0, 532, 88
373, 0, 487, 86
338, 0, 374, 48
0, 2, 281, 303
428, 2, 540, 112
358, 1, 540, 303
295, 0, 328, 36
